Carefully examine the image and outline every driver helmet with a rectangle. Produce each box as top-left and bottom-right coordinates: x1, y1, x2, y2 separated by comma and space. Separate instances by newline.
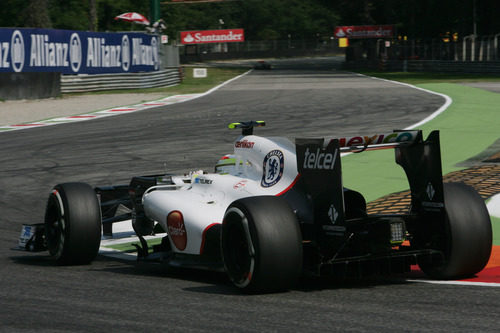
215, 154, 238, 174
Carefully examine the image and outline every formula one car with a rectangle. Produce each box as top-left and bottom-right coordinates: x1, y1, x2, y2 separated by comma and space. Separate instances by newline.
18, 121, 492, 292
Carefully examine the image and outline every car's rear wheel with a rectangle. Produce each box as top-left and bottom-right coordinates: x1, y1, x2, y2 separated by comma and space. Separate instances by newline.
419, 182, 492, 279
221, 196, 303, 292
45, 182, 102, 265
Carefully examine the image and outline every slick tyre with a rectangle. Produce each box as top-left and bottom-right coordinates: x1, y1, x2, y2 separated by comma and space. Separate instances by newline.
419, 182, 492, 279
44, 182, 102, 265
221, 196, 303, 293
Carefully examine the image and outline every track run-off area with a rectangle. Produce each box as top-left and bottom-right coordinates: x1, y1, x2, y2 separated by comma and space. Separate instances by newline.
1, 58, 500, 331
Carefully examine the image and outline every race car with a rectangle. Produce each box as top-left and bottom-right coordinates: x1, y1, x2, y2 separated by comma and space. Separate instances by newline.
18, 121, 492, 292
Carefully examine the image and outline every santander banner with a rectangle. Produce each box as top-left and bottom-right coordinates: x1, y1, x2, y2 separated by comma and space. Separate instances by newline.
180, 29, 244, 45
334, 25, 394, 39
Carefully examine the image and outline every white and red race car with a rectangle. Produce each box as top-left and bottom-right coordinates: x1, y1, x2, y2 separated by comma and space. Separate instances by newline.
19, 121, 492, 292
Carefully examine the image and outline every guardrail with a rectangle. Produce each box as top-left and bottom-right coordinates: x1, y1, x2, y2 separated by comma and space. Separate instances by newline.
61, 68, 181, 93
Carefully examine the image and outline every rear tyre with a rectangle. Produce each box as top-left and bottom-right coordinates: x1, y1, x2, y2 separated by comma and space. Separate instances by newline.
44, 182, 102, 265
221, 196, 303, 292
419, 182, 492, 279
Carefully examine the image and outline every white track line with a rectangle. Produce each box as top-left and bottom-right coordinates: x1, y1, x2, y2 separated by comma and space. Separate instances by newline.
354, 73, 453, 129
0, 70, 252, 132
407, 279, 500, 287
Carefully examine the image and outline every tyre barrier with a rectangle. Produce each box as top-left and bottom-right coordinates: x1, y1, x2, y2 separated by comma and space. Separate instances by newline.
61, 68, 181, 93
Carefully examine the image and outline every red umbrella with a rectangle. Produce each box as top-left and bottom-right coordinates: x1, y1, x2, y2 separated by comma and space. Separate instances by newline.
114, 12, 150, 25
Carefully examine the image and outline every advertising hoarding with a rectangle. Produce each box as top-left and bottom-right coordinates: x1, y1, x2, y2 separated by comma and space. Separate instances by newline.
0, 28, 160, 74
180, 29, 244, 45
334, 25, 395, 39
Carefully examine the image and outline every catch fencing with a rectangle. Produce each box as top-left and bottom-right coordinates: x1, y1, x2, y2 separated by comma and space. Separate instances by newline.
180, 39, 343, 62
343, 33, 500, 73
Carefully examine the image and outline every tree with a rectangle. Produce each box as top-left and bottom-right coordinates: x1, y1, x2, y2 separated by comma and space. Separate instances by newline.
89, 0, 97, 31
25, 0, 52, 28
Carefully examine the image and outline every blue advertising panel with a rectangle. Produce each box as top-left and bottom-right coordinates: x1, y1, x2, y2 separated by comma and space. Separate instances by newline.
0, 28, 160, 74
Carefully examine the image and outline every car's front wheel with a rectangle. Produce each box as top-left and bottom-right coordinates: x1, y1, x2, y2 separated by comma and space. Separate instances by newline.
44, 182, 102, 265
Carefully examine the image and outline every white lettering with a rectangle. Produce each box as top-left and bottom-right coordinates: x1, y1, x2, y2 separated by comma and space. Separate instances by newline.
303, 147, 337, 170
86, 37, 94, 66
1, 42, 9, 68
28, 34, 70, 67
194, 31, 243, 43
132, 37, 155, 66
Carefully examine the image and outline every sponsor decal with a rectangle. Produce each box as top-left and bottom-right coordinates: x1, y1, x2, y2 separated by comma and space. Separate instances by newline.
131, 35, 159, 69
11, 30, 25, 72
261, 150, 284, 188
422, 201, 444, 208
322, 225, 346, 232
0, 28, 159, 74
328, 204, 339, 224
303, 147, 338, 170
180, 29, 244, 45
121, 35, 130, 71
334, 25, 395, 39
235, 140, 255, 149
167, 211, 187, 251
233, 180, 248, 189
322, 225, 346, 237
426, 182, 435, 200
194, 177, 213, 185
69, 33, 82, 72
335, 131, 418, 148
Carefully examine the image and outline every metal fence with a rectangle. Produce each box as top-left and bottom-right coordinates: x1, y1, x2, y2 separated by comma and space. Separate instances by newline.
179, 39, 343, 63
61, 68, 182, 93
350, 34, 500, 62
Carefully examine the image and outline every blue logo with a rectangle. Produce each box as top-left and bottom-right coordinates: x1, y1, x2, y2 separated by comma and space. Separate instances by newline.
69, 33, 81, 72
11, 30, 24, 72
261, 150, 284, 188
121, 35, 130, 71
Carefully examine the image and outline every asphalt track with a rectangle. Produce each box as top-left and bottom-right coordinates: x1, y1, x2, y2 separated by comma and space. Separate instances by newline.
1, 58, 499, 331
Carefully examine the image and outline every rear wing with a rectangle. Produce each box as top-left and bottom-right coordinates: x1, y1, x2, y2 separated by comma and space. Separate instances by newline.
296, 129, 445, 249
333, 130, 422, 153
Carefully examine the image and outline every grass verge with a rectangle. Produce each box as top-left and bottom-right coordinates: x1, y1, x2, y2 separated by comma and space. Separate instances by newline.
343, 73, 500, 245
342, 81, 500, 201
492, 216, 500, 245
358, 72, 500, 85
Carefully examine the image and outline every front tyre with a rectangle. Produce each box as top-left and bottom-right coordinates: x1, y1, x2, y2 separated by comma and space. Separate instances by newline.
44, 182, 102, 265
419, 182, 492, 279
221, 196, 303, 292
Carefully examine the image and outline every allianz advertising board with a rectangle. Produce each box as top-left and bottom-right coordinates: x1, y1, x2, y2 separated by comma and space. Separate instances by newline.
0, 28, 160, 74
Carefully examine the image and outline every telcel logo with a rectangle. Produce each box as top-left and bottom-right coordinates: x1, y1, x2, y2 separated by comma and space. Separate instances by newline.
303, 147, 338, 170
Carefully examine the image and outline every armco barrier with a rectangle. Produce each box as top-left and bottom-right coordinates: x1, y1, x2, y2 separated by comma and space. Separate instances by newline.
61, 68, 181, 93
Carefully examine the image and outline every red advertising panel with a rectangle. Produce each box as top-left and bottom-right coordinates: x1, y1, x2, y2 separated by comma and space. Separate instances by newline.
334, 25, 395, 39
180, 29, 244, 44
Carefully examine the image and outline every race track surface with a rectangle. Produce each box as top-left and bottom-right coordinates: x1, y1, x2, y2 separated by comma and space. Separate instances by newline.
1, 59, 499, 331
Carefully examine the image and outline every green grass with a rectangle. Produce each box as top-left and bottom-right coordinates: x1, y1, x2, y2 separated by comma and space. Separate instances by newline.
492, 216, 500, 245
342, 82, 500, 202
358, 72, 500, 85
343, 72, 500, 245
63, 67, 248, 97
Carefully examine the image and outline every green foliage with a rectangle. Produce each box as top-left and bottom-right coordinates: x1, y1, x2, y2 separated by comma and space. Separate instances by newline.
0, 0, 499, 39
49, 0, 89, 30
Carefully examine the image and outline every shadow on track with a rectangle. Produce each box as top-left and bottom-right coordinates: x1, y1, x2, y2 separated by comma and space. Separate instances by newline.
11, 252, 414, 295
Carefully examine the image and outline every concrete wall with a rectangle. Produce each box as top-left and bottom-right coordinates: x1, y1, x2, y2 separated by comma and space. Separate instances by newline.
161, 44, 180, 67
0, 72, 60, 100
